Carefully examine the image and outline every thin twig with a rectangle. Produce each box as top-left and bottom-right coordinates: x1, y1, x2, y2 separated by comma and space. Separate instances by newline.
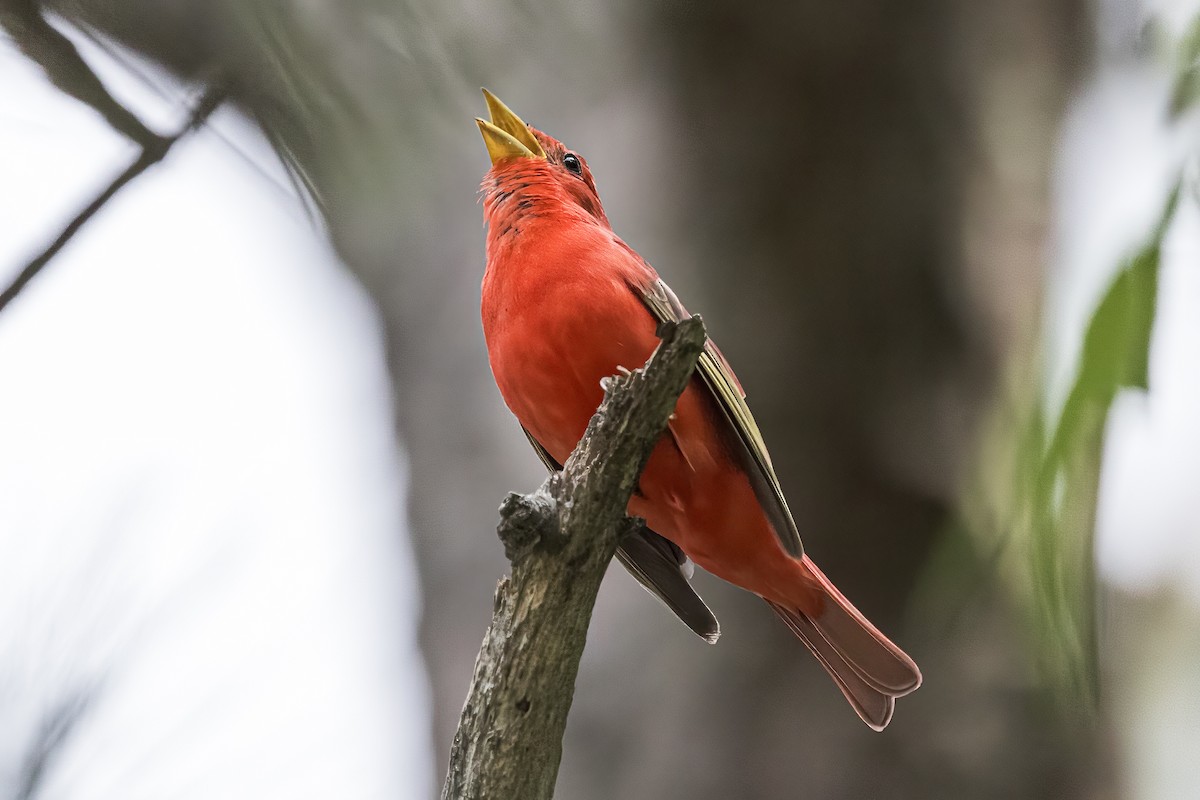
0, 87, 225, 315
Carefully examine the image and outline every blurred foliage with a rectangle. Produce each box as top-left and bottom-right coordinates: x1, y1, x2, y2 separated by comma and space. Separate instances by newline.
1012, 9, 1199, 711
1169, 13, 1200, 117
1022, 184, 1179, 709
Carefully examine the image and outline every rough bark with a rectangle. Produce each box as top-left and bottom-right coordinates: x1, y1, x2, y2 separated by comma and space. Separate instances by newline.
441, 316, 706, 800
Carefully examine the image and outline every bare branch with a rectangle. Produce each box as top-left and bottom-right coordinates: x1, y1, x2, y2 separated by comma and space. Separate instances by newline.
442, 316, 707, 800
0, 86, 225, 315
0, 0, 162, 147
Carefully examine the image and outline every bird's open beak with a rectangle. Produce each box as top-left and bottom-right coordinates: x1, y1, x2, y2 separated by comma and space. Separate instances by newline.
476, 88, 547, 165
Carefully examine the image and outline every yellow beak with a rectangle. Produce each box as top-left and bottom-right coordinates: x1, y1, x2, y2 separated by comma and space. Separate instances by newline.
476, 88, 547, 165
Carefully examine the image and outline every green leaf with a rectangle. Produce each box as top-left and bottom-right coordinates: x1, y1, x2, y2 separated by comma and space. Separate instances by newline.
1026, 182, 1180, 710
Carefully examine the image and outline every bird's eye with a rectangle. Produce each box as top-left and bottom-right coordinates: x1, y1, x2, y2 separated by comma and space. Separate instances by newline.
563, 153, 582, 175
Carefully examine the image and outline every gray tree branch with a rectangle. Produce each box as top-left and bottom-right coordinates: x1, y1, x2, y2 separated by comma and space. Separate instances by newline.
441, 315, 707, 800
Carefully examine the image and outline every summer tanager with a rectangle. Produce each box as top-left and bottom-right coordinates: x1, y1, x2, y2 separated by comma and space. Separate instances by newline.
476, 90, 921, 730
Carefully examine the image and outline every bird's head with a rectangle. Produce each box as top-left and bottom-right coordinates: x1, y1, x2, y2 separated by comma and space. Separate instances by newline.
475, 89, 609, 228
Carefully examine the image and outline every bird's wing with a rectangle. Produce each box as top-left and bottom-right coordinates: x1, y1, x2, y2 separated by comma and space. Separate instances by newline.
520, 427, 720, 643
521, 426, 563, 473
614, 528, 720, 643
637, 278, 805, 559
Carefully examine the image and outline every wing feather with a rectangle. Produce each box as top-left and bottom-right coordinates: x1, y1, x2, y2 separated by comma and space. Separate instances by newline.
638, 278, 805, 559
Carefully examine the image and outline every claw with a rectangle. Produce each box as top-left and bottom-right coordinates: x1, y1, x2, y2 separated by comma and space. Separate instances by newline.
616, 365, 632, 377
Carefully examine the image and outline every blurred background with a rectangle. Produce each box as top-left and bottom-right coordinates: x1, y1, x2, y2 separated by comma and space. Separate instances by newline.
1, 0, 1198, 798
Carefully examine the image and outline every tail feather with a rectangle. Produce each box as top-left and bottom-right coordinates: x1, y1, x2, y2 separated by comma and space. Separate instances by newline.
800, 556, 922, 696
767, 558, 922, 731
767, 600, 895, 731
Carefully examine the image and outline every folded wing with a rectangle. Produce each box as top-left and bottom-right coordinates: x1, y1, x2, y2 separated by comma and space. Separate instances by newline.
521, 427, 720, 642
636, 278, 804, 559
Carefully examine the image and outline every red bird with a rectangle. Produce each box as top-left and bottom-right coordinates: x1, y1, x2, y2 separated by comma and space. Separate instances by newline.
475, 90, 920, 730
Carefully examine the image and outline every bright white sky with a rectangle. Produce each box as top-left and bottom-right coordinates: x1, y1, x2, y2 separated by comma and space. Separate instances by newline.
0, 25, 431, 800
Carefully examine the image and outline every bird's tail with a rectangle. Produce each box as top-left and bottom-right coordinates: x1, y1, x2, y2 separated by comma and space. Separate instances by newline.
766, 556, 921, 731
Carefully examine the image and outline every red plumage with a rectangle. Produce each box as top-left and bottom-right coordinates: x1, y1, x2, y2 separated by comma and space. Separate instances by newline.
478, 105, 920, 730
